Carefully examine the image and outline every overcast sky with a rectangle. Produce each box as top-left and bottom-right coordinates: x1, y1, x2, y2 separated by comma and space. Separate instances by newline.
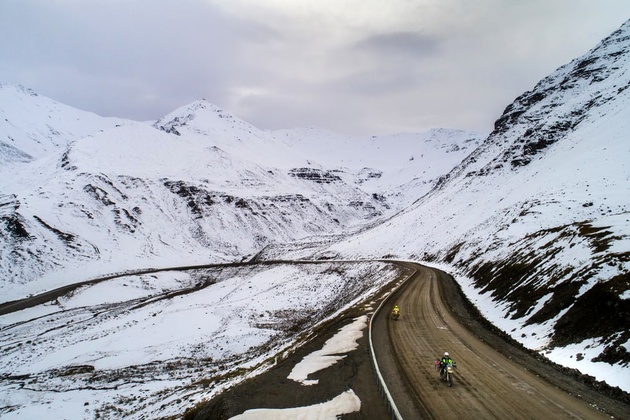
2, 1, 630, 136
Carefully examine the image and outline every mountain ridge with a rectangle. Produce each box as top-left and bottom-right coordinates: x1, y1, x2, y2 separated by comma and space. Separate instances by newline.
0, 88, 479, 299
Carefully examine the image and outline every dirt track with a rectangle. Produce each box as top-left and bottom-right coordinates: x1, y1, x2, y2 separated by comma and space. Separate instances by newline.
375, 263, 629, 419
4, 261, 628, 418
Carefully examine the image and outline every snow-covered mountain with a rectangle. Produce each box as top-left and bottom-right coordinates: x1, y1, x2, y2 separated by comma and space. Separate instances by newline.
1, 18, 629, 419
306, 19, 630, 382
0, 87, 480, 300
274, 126, 481, 210
0, 84, 126, 165
0, 83, 481, 418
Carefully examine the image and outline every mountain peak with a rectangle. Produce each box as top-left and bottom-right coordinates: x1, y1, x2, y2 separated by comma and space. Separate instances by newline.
0, 83, 39, 97
153, 99, 251, 137
458, 18, 630, 179
0, 85, 125, 164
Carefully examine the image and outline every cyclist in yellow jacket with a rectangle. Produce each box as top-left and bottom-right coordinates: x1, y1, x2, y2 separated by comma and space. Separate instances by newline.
392, 305, 400, 320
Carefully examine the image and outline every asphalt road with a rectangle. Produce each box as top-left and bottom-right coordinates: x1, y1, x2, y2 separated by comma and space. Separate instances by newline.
373, 263, 621, 419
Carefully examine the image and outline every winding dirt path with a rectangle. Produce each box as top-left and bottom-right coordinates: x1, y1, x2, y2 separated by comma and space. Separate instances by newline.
3, 261, 629, 418
375, 263, 623, 419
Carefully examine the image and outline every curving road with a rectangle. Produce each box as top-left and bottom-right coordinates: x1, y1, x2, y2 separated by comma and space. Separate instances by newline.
373, 263, 616, 419
3, 260, 628, 418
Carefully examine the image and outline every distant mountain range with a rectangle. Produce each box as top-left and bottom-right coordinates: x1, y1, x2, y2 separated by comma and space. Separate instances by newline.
0, 84, 481, 296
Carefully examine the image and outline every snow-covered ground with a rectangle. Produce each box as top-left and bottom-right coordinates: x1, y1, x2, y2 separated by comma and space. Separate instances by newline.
230, 390, 360, 420
288, 315, 367, 386
0, 262, 397, 419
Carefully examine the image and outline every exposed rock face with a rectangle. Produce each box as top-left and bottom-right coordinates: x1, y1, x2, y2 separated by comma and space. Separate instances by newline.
470, 21, 629, 174
288, 168, 342, 184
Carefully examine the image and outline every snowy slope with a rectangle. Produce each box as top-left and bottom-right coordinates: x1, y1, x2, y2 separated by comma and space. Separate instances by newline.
0, 123, 380, 298
311, 19, 630, 388
0, 262, 399, 419
0, 84, 125, 165
275, 126, 482, 209
154, 102, 482, 209
0, 91, 478, 301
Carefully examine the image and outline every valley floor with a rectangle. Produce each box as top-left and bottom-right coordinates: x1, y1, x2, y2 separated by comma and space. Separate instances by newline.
185, 262, 630, 419
1, 261, 628, 419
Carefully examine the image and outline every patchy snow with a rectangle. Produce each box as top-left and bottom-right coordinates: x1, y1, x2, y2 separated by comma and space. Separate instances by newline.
0, 262, 396, 419
430, 262, 629, 392
544, 339, 630, 390
288, 315, 367, 385
230, 389, 361, 419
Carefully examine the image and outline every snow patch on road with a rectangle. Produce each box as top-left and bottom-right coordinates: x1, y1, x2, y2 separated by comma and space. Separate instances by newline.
288, 315, 367, 385
229, 389, 361, 419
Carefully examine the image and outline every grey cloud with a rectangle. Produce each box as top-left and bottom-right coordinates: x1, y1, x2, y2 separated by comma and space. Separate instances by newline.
0, 0, 272, 120
2, 1, 630, 136
313, 32, 440, 97
355, 31, 440, 58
